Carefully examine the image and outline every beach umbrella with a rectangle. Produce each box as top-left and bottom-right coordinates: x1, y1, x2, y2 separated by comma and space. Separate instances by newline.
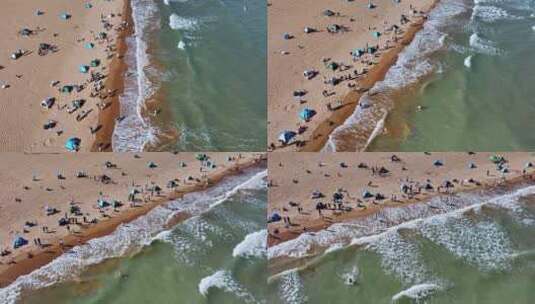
278, 130, 296, 144
326, 61, 339, 71
13, 237, 28, 249
97, 199, 109, 208
299, 108, 316, 121
90, 59, 100, 67
490, 155, 505, 164
79, 65, 89, 73
61, 85, 74, 93
65, 137, 81, 152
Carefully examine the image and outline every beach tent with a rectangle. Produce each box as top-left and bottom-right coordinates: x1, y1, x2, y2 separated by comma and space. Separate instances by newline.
90, 59, 100, 67
367, 46, 378, 54
353, 48, 365, 58
167, 180, 178, 188
268, 213, 282, 223
378, 167, 389, 175
278, 131, 296, 144
147, 161, 158, 168
98, 32, 107, 39
85, 3, 93, 9
112, 200, 122, 208
85, 42, 95, 49
327, 24, 341, 33
13, 237, 28, 249
468, 162, 477, 169
179, 161, 187, 168
299, 108, 316, 121
311, 190, 323, 199
433, 160, 444, 167
322, 9, 335, 17
61, 85, 74, 93
283, 33, 293, 40
58, 218, 68, 226
79, 65, 89, 73
525, 162, 533, 168
362, 190, 373, 199
60, 12, 71, 20
97, 199, 109, 208
65, 137, 81, 151
326, 61, 339, 71
372, 31, 381, 38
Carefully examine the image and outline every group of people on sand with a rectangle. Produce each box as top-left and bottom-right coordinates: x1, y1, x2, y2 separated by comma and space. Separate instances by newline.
0, 154, 240, 266
271, 1, 430, 150
268, 154, 535, 239
3, 3, 129, 151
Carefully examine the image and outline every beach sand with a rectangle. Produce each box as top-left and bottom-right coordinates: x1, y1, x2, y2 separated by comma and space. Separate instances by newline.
268, 0, 436, 151
0, 152, 266, 287
0, 0, 131, 152
268, 152, 535, 246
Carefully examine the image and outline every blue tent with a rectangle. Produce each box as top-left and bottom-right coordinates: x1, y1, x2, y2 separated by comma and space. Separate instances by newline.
299, 108, 316, 121
65, 137, 81, 151
278, 130, 296, 144
84, 42, 95, 49
60, 12, 71, 20
13, 237, 28, 249
79, 65, 89, 73
268, 213, 282, 223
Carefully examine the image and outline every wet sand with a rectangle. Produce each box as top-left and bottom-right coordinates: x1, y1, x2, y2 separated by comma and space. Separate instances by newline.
0, 0, 131, 152
0, 152, 266, 287
268, 0, 437, 151
268, 152, 535, 246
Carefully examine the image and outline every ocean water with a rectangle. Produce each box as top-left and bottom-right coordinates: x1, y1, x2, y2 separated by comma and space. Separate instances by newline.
113, 0, 266, 152
0, 167, 267, 304
326, 0, 535, 151
269, 183, 535, 303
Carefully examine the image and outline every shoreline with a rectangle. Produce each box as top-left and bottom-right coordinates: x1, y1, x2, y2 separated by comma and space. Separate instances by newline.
0, 153, 266, 288
267, 173, 535, 276
268, 0, 439, 152
268, 152, 535, 247
93, 0, 133, 152
299, 13, 434, 152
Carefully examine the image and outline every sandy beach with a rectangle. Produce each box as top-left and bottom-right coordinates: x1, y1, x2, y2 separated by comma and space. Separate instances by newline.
0, 0, 131, 152
268, 0, 437, 151
268, 152, 535, 246
0, 152, 265, 287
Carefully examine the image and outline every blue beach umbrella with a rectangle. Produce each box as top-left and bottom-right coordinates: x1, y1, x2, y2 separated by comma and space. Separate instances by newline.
299, 108, 316, 121
79, 65, 89, 73
65, 137, 81, 151
13, 237, 28, 249
278, 130, 296, 144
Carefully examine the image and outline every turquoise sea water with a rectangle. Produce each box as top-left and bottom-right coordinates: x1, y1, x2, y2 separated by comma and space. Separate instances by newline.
326, 0, 535, 151
269, 184, 535, 303
113, 0, 266, 152
0, 168, 267, 304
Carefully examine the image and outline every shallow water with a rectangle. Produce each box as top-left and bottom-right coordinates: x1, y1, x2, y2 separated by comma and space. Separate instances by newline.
113, 0, 266, 152
0, 168, 267, 304
269, 186, 535, 303
368, 0, 535, 151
